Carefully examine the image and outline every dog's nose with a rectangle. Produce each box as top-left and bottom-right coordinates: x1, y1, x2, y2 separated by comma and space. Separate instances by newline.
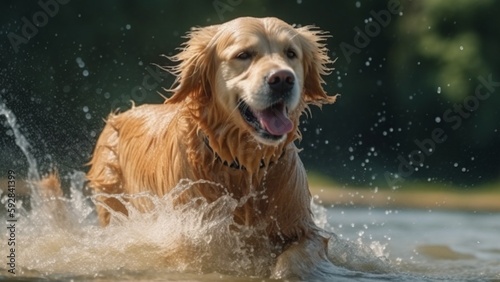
267, 70, 294, 92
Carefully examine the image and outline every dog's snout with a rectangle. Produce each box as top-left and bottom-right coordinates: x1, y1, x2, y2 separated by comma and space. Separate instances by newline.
267, 70, 295, 92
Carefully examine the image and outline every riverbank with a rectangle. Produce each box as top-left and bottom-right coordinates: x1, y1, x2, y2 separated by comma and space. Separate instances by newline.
1, 178, 499, 212
310, 185, 500, 212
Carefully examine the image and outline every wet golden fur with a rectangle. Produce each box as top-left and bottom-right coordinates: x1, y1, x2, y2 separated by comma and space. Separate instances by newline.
84, 17, 337, 278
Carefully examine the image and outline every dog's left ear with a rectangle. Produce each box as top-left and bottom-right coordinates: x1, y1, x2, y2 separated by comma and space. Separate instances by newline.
166, 24, 219, 104
296, 26, 338, 107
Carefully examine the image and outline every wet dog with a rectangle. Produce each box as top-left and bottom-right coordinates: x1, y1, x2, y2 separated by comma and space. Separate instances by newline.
48, 17, 338, 279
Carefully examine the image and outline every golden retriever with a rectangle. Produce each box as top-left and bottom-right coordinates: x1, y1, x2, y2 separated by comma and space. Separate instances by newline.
84, 17, 337, 278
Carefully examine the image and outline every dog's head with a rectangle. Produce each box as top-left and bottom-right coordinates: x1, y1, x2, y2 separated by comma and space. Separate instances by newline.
167, 17, 336, 146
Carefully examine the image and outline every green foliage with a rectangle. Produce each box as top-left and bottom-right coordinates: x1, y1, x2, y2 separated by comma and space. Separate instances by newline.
393, 0, 495, 101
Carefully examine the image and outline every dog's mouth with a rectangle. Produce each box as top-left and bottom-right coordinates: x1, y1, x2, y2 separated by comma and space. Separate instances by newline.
238, 99, 294, 141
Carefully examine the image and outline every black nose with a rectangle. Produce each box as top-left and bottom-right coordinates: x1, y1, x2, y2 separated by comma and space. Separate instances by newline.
267, 70, 295, 92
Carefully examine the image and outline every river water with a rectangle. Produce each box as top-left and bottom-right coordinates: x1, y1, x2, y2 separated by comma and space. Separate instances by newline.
328, 207, 500, 281
0, 190, 498, 282
1, 103, 499, 281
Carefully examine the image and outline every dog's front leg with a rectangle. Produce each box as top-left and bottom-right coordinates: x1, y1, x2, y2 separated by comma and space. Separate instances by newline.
271, 232, 340, 279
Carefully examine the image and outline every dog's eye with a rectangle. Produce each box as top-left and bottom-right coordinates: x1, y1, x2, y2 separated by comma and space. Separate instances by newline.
236, 51, 252, 60
286, 49, 297, 59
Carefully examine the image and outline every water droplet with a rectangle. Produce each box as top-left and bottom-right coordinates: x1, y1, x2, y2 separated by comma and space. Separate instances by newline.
125, 24, 131, 30
453, 163, 458, 167
355, 1, 361, 8
82, 70, 89, 77
459, 45, 464, 51
435, 117, 441, 123
76, 57, 85, 68
437, 87, 441, 94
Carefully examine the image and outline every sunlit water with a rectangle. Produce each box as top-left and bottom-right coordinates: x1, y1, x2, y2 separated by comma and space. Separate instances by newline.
1, 103, 500, 281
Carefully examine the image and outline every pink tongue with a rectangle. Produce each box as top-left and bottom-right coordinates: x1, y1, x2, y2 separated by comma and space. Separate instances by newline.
253, 104, 293, 136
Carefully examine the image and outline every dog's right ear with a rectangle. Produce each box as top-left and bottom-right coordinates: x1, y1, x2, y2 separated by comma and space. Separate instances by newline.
165, 24, 220, 105
296, 25, 338, 108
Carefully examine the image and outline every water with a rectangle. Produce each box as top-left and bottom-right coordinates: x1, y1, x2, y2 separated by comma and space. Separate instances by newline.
1, 103, 500, 281
329, 208, 500, 281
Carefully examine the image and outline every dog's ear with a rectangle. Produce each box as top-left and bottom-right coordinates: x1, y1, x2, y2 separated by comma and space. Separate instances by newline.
166, 24, 219, 104
296, 26, 338, 107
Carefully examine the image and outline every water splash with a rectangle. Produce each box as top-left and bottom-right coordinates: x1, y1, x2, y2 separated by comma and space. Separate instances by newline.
3, 177, 281, 278
0, 102, 40, 184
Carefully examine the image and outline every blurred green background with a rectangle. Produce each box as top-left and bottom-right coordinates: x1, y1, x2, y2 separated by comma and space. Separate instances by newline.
1, 0, 499, 191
